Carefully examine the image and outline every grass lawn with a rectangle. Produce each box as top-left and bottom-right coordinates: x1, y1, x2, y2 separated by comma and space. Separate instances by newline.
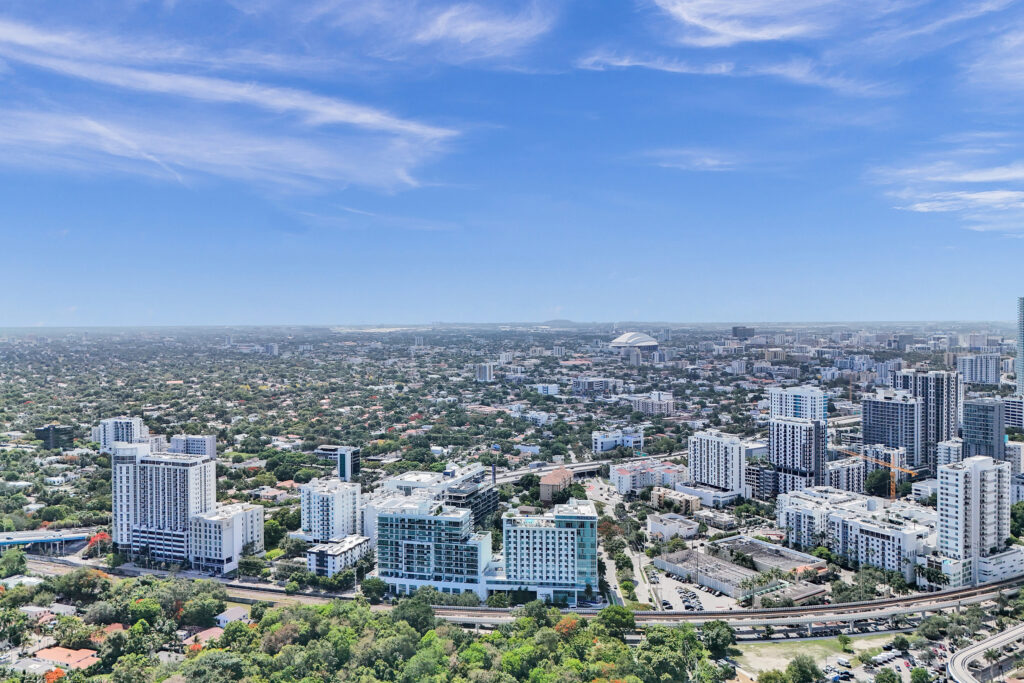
736, 633, 893, 674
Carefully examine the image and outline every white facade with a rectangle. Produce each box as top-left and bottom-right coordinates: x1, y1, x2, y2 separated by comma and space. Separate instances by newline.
307, 535, 371, 577
629, 391, 675, 416
190, 503, 264, 575
827, 457, 866, 493
475, 363, 495, 383
647, 513, 699, 540
92, 417, 149, 453
591, 427, 644, 453
688, 429, 745, 493
769, 417, 826, 494
299, 478, 361, 543
609, 462, 685, 494
769, 386, 827, 420
534, 384, 559, 395
111, 442, 216, 562
169, 434, 217, 458
936, 438, 964, 467
957, 353, 1001, 385
937, 456, 1018, 586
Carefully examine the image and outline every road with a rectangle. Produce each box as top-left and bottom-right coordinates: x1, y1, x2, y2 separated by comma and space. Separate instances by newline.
493, 451, 683, 484
948, 622, 1024, 682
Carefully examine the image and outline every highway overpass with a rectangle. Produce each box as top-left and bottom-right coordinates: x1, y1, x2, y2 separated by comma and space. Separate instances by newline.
949, 622, 1024, 682
493, 452, 683, 485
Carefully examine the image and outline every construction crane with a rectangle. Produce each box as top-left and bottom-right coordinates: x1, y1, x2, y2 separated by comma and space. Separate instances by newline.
835, 447, 917, 499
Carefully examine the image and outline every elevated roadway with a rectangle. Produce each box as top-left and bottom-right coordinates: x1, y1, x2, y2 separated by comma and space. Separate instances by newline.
948, 622, 1024, 682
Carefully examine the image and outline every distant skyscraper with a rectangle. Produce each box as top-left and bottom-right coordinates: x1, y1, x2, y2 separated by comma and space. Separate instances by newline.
769, 417, 826, 494
732, 326, 755, 340
957, 353, 1001, 386
1018, 297, 1024, 396
475, 362, 495, 383
169, 434, 217, 458
963, 398, 1005, 461
92, 417, 149, 454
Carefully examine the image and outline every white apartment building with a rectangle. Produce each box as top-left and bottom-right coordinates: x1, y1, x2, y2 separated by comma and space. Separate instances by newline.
769, 386, 827, 420
688, 429, 745, 493
498, 498, 598, 605
111, 442, 216, 562
534, 384, 559, 395
609, 462, 685, 494
628, 391, 675, 416
190, 503, 264, 575
299, 478, 361, 543
827, 457, 866, 493
647, 513, 699, 540
591, 428, 644, 453
934, 456, 1024, 586
307, 535, 372, 578
861, 443, 910, 482
769, 417, 826, 494
860, 389, 923, 467
92, 417, 149, 453
169, 434, 217, 458
957, 353, 1001, 385
936, 438, 964, 467
777, 487, 935, 582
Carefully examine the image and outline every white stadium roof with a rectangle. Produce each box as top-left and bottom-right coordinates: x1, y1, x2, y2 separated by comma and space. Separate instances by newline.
609, 332, 659, 348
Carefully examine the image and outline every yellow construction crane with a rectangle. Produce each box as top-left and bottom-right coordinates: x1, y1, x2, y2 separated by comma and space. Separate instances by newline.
835, 447, 916, 499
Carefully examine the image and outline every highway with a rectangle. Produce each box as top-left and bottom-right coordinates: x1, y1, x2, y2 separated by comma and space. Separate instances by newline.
493, 451, 683, 484
948, 622, 1024, 682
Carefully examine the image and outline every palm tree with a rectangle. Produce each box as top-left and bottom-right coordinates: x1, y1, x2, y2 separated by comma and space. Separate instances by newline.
985, 648, 1001, 667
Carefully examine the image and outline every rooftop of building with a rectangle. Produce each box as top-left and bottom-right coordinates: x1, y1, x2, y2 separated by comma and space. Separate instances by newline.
193, 502, 260, 521
302, 477, 360, 492
709, 535, 826, 572
310, 535, 371, 554
504, 498, 597, 525
609, 332, 659, 348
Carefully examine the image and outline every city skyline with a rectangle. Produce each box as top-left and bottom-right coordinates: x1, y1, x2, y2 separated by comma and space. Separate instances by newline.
4, 1, 1024, 326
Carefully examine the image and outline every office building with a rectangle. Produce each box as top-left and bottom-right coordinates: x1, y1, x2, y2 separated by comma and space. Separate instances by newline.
933, 456, 1023, 586
190, 503, 264, 575
688, 429, 745, 494
769, 386, 827, 420
499, 498, 598, 605
169, 434, 217, 458
475, 363, 495, 383
861, 388, 923, 467
314, 445, 361, 482
732, 326, 755, 340
111, 442, 216, 563
34, 424, 74, 450
92, 417, 149, 454
890, 369, 962, 471
769, 417, 826, 494
963, 398, 1005, 461
299, 478, 360, 543
307, 535, 372, 578
376, 498, 492, 599
958, 354, 1001, 386
591, 427, 644, 453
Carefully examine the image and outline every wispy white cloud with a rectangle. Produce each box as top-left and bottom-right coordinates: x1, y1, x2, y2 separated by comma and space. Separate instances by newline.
644, 147, 740, 171
967, 28, 1024, 90
577, 50, 884, 96
0, 109, 435, 189
650, 0, 849, 48
299, 0, 555, 63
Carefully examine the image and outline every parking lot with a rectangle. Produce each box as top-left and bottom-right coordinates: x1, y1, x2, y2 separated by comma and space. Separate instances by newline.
649, 569, 740, 612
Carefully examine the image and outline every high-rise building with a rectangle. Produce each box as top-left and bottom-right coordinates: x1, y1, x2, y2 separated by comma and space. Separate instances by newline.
768, 386, 827, 420
935, 456, 1019, 586
890, 369, 962, 471
299, 478, 361, 543
376, 498, 492, 599
500, 498, 598, 605
111, 442, 216, 562
826, 458, 866, 493
689, 429, 746, 493
92, 417, 149, 453
1017, 297, 1024, 396
190, 503, 264, 575
937, 438, 964, 467
769, 417, 826, 494
475, 362, 495, 383
169, 434, 217, 458
34, 424, 75, 450
861, 388, 923, 467
732, 326, 755, 340
314, 445, 361, 482
957, 354, 1001, 386
962, 398, 1005, 461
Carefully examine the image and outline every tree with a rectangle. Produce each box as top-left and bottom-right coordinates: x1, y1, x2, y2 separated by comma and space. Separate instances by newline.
866, 469, 890, 498
837, 633, 852, 652
0, 548, 26, 578
54, 616, 96, 649
128, 598, 163, 626
701, 620, 736, 657
112, 654, 155, 683
985, 648, 1001, 665
486, 592, 509, 608
786, 654, 822, 683
910, 667, 931, 683
597, 605, 635, 639
181, 649, 246, 683
360, 577, 388, 604
181, 597, 225, 627
263, 519, 285, 547
758, 670, 790, 683
874, 669, 900, 683
391, 596, 435, 634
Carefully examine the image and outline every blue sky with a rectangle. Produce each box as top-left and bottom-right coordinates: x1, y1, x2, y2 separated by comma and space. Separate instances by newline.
3, 0, 1024, 326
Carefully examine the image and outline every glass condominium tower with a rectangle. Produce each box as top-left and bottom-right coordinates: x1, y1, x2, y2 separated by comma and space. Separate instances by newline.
1017, 297, 1024, 396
